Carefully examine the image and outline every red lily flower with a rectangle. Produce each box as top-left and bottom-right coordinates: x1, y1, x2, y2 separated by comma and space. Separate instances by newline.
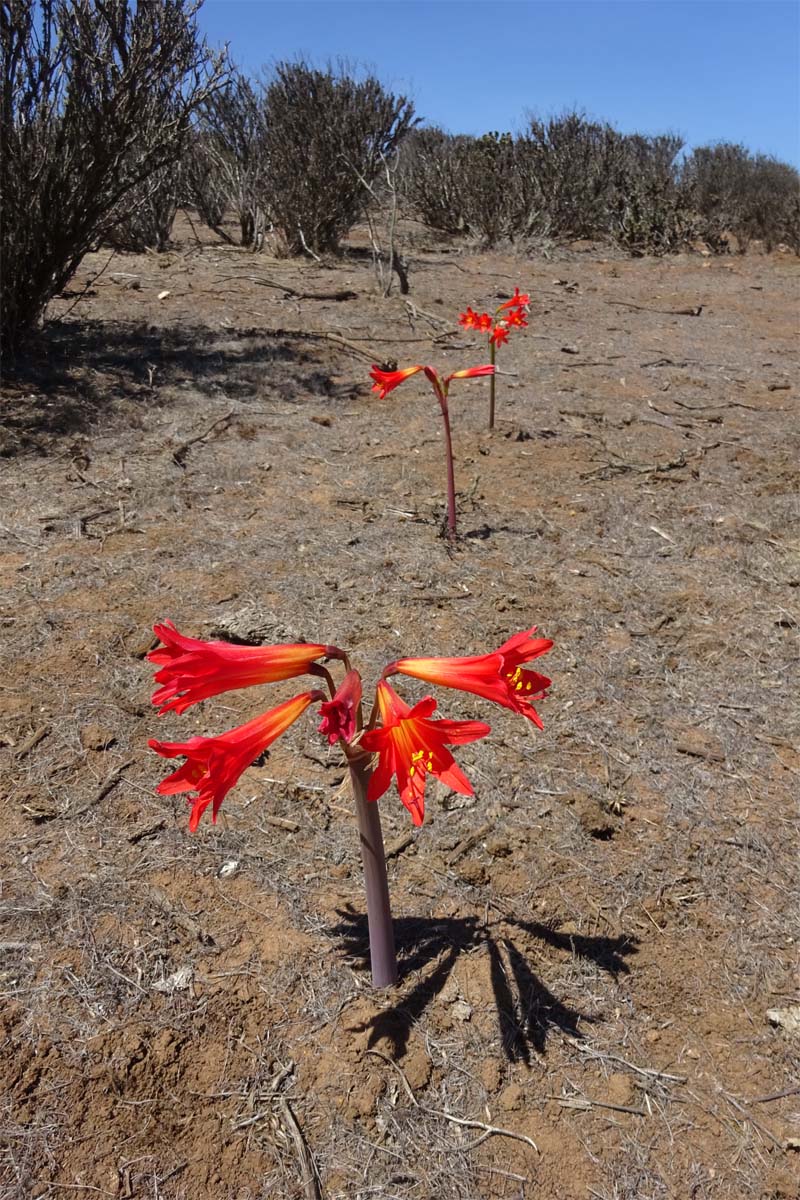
504, 306, 528, 328
370, 362, 494, 402
369, 364, 425, 399
489, 324, 510, 347
385, 627, 553, 729
318, 669, 362, 745
498, 287, 530, 311
150, 690, 324, 830
149, 621, 337, 715
359, 681, 490, 825
459, 307, 493, 333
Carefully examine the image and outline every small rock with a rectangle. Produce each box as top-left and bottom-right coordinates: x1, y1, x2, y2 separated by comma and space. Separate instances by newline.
217, 859, 240, 879
767, 1005, 800, 1036
152, 965, 193, 993
451, 999, 473, 1022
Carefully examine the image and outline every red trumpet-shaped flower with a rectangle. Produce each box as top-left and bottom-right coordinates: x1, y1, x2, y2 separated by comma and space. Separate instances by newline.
150, 690, 324, 830
359, 681, 490, 826
317, 669, 362, 745
369, 363, 494, 401
489, 324, 510, 347
498, 287, 530, 311
368, 364, 426, 399
149, 620, 339, 715
385, 627, 553, 729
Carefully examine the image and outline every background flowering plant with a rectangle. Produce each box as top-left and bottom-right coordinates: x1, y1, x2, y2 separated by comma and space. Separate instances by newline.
459, 287, 530, 429
149, 621, 552, 986
369, 361, 494, 542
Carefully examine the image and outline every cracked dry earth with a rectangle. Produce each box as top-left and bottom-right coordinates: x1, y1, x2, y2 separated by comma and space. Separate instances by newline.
1, 217, 798, 1200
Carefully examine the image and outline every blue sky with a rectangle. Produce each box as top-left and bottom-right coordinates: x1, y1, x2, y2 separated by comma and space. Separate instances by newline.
198, 1, 800, 166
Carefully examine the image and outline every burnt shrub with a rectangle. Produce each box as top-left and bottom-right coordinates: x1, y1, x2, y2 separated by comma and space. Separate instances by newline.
195, 68, 269, 246
398, 127, 472, 236
0, 0, 226, 356
260, 60, 416, 256
682, 143, 800, 252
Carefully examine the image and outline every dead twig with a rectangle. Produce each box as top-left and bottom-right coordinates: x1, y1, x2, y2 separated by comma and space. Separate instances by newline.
67, 758, 135, 818
13, 723, 51, 759
367, 1048, 539, 1154
448, 821, 492, 865
171, 411, 235, 467
550, 1094, 647, 1117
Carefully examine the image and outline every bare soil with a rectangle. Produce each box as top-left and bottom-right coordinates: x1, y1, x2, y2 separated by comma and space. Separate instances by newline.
1, 217, 799, 1200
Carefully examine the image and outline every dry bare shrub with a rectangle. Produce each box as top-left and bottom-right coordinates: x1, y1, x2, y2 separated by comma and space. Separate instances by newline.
196, 67, 269, 246
261, 60, 416, 256
0, 0, 227, 356
182, 130, 229, 235
102, 161, 183, 253
683, 142, 800, 252
398, 127, 472, 235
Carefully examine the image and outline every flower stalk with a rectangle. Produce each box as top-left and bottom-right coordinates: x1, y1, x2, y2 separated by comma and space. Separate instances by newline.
369, 362, 494, 542
459, 289, 529, 430
346, 747, 397, 987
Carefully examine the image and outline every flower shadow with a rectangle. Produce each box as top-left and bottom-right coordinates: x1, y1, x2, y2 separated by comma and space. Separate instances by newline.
330, 907, 637, 1064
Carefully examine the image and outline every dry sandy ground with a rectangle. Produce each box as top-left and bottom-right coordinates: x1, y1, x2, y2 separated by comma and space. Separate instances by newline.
1, 218, 799, 1199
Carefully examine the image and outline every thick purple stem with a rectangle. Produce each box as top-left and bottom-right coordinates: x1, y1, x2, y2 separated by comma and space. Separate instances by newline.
439, 395, 458, 542
488, 339, 497, 430
348, 754, 397, 987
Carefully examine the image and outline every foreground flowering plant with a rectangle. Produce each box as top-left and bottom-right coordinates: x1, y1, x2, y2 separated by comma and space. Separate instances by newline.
149, 620, 553, 986
369, 362, 494, 542
459, 287, 530, 430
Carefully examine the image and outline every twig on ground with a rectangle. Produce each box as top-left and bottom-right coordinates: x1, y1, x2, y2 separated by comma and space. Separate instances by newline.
171, 411, 235, 467
67, 758, 135, 819
13, 724, 51, 759
367, 1049, 539, 1154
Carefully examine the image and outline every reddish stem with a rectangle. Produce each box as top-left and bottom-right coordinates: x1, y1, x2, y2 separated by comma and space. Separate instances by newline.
347, 752, 397, 987
439, 393, 458, 542
488, 338, 497, 430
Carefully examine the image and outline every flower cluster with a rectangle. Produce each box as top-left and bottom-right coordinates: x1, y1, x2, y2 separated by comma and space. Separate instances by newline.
149, 622, 552, 829
459, 287, 530, 348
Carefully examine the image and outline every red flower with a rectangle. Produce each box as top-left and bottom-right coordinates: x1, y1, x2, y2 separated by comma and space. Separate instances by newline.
369, 365, 425, 398
150, 690, 324, 830
498, 287, 530, 311
489, 324, 510, 347
149, 621, 337, 715
504, 306, 528, 328
318, 669, 362, 744
370, 362, 494, 403
386, 627, 553, 729
459, 307, 493, 332
359, 681, 490, 825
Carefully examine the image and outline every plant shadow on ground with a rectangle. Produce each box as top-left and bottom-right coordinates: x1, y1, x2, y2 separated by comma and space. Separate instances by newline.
332, 907, 638, 1063
0, 317, 334, 455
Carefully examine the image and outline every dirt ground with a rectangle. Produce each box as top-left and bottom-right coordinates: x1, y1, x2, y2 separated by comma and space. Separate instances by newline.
1, 215, 799, 1200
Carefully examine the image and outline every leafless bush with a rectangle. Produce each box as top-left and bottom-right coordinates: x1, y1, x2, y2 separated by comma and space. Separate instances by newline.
459, 131, 521, 246
102, 161, 183, 253
196, 68, 268, 246
260, 60, 416, 256
682, 142, 800, 252
182, 130, 230, 236
398, 127, 471, 235
0, 0, 227, 356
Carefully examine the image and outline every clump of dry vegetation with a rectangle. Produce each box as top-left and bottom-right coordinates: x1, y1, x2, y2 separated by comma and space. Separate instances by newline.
0, 0, 226, 356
